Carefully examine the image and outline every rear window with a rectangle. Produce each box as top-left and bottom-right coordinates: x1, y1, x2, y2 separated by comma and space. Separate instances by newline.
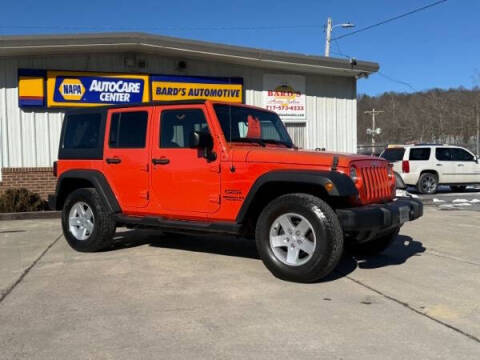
409, 148, 431, 161
380, 148, 405, 162
59, 111, 106, 160
63, 113, 101, 150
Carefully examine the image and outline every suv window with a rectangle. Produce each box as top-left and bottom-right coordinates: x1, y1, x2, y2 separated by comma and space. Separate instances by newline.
160, 109, 209, 148
380, 148, 405, 162
409, 148, 431, 161
451, 148, 474, 161
435, 147, 453, 161
63, 113, 102, 149
109, 111, 148, 148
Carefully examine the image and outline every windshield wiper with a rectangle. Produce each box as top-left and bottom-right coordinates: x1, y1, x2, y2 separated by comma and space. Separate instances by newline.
262, 139, 294, 148
230, 137, 266, 147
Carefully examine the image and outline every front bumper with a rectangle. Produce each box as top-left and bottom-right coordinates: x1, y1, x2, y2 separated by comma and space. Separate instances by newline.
336, 198, 423, 232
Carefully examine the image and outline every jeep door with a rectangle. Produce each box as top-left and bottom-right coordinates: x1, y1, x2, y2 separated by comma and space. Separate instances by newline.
103, 108, 152, 209
150, 105, 221, 215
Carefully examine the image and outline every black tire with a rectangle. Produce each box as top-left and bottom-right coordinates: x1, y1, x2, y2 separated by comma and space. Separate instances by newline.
62, 188, 116, 252
349, 227, 400, 256
451, 185, 467, 192
255, 193, 343, 283
417, 172, 438, 194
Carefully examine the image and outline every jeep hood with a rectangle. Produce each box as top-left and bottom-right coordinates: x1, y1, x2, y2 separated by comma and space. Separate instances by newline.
232, 147, 377, 168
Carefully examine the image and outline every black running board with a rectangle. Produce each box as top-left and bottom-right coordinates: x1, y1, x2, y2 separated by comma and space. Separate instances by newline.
113, 214, 242, 235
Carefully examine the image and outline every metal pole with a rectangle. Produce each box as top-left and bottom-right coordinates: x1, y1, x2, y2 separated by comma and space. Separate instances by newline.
371, 108, 376, 153
476, 104, 479, 157
325, 17, 332, 57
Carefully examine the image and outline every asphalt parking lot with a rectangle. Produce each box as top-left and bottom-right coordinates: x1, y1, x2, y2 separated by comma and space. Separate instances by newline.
1, 207, 479, 359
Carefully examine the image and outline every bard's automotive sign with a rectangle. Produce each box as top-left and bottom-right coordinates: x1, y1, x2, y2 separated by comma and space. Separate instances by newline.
151, 75, 243, 103
47, 71, 150, 107
18, 69, 244, 108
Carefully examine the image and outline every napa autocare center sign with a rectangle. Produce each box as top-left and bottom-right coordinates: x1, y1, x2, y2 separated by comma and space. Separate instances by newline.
151, 75, 243, 103
263, 74, 306, 120
46, 71, 150, 107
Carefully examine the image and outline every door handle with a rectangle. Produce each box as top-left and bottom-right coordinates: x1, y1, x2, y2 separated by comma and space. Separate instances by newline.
458, 164, 464, 167
152, 157, 170, 165
436, 164, 442, 166
106, 157, 121, 164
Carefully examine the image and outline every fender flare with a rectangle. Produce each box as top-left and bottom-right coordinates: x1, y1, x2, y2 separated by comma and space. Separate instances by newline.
55, 169, 121, 213
236, 170, 358, 223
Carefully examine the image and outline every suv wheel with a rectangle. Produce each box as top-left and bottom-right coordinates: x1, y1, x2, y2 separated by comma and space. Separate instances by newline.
348, 227, 400, 256
62, 188, 116, 252
255, 193, 343, 283
417, 172, 438, 194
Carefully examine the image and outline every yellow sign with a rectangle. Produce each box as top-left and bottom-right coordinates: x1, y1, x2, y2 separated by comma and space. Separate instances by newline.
59, 78, 85, 101
151, 75, 243, 103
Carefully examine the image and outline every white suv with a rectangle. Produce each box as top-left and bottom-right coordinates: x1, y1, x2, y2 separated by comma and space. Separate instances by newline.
380, 145, 480, 194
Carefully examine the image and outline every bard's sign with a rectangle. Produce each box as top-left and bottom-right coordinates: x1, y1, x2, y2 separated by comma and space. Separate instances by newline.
151, 75, 243, 103
47, 71, 150, 107
263, 74, 306, 120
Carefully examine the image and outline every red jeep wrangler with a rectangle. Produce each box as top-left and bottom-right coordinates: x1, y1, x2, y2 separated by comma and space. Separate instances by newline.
49, 100, 422, 282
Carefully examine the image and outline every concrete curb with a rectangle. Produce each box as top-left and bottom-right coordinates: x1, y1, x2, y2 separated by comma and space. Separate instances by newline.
0, 211, 61, 221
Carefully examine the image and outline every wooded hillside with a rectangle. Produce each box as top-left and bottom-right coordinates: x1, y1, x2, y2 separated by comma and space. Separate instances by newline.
357, 88, 480, 153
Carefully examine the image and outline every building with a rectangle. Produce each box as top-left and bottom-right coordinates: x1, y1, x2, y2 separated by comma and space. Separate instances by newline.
0, 33, 379, 199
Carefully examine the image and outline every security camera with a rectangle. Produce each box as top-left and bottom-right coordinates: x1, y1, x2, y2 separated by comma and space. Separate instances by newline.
177, 60, 187, 70
349, 57, 357, 66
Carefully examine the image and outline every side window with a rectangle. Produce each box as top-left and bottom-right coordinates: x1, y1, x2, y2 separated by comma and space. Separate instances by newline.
109, 111, 148, 148
63, 113, 101, 149
436, 148, 452, 161
452, 148, 474, 161
409, 148, 431, 161
160, 109, 209, 148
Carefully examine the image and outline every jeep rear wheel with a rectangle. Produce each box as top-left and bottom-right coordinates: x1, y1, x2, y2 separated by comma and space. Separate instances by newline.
255, 193, 343, 283
62, 188, 116, 252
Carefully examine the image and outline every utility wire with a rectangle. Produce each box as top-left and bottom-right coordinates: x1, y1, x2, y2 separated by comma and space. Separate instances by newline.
332, 0, 448, 41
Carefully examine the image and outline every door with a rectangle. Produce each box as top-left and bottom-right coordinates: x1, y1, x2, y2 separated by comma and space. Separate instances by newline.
451, 147, 480, 183
434, 147, 457, 183
103, 108, 151, 209
150, 106, 221, 215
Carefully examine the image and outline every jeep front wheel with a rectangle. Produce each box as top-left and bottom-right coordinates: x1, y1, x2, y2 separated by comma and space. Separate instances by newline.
255, 193, 343, 283
62, 188, 116, 252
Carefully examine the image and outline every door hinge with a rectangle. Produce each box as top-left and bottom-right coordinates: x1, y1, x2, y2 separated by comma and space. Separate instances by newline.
140, 191, 149, 200
210, 163, 221, 173
209, 194, 221, 204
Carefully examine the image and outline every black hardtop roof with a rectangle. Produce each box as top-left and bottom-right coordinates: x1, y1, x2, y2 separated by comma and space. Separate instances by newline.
64, 100, 208, 113
63, 100, 273, 114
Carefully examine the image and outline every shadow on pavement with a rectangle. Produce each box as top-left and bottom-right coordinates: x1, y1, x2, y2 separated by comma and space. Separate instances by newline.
108, 229, 259, 260
107, 230, 425, 281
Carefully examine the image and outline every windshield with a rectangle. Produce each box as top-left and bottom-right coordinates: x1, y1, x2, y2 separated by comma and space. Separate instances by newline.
380, 148, 405, 162
214, 104, 294, 148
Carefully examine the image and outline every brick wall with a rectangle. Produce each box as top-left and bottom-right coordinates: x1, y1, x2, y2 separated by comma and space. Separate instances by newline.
0, 168, 56, 200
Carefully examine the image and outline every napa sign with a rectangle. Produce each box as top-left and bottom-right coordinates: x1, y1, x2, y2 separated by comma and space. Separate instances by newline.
47, 71, 150, 107
151, 75, 243, 103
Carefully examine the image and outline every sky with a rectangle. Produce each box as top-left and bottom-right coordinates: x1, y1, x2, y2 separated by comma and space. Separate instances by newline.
0, 0, 478, 96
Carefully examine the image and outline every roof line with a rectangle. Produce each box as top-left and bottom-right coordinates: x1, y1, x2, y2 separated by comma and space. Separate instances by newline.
0, 32, 379, 76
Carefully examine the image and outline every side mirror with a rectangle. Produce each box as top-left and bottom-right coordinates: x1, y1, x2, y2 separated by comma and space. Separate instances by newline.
189, 131, 215, 161
189, 131, 213, 149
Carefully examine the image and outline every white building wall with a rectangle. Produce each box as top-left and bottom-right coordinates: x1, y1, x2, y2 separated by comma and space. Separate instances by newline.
0, 53, 357, 171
